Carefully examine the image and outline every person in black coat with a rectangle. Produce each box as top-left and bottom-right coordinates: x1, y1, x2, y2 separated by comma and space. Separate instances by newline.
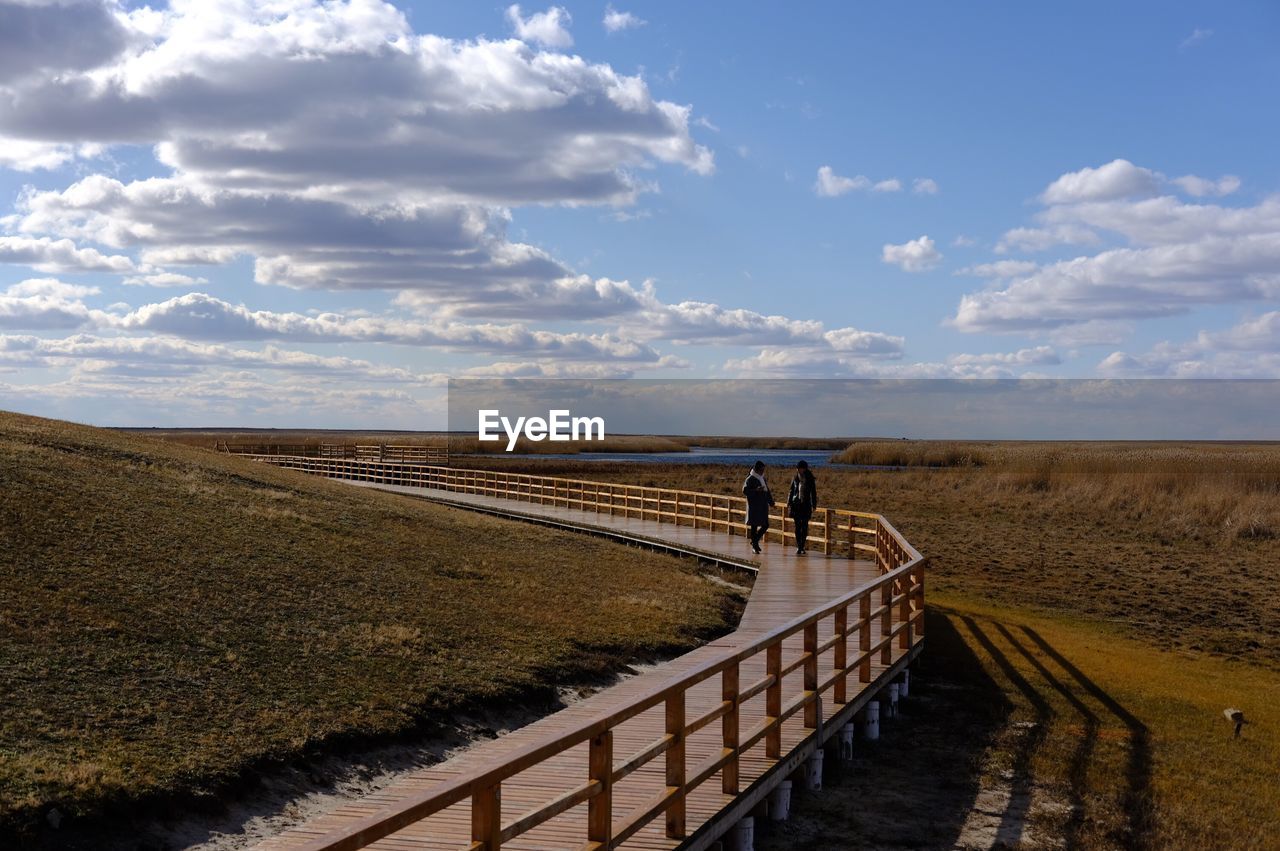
742, 460, 775, 554
787, 459, 818, 555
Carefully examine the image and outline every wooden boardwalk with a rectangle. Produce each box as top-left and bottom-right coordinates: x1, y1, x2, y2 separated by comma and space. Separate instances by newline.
248, 460, 925, 851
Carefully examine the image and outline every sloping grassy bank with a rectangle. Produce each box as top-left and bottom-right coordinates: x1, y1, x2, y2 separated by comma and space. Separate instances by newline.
0, 413, 745, 838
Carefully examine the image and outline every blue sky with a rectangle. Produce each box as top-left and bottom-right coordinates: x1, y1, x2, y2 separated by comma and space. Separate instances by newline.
1, 0, 1278, 427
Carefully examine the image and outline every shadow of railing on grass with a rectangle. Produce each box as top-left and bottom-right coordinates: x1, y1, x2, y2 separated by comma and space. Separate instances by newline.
1020, 625, 1155, 850
956, 615, 1155, 851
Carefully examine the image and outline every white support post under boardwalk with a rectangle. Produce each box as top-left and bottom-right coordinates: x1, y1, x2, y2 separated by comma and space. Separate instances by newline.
768, 779, 793, 821
888, 683, 900, 718
839, 722, 855, 760
803, 748, 823, 791
899, 669, 910, 698
728, 816, 754, 851
863, 700, 880, 740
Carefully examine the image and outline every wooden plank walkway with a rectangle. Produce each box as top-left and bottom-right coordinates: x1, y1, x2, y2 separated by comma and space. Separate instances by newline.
251, 462, 924, 851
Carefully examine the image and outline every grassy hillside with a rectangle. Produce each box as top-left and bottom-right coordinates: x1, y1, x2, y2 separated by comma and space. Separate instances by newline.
0, 413, 744, 836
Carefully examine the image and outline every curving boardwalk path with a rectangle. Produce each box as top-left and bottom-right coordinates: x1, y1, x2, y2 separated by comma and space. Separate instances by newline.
251, 463, 924, 851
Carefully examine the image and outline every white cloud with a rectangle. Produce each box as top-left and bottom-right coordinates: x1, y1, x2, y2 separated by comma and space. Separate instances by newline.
0, 333, 445, 385
1045, 320, 1133, 348
958, 260, 1039, 278
814, 166, 870, 197
114, 292, 665, 362
948, 346, 1060, 367
1180, 28, 1213, 49
995, 224, 1100, 254
603, 6, 645, 33
0, 4, 711, 206
1171, 173, 1241, 197
952, 235, 975, 247
1041, 159, 1161, 204
0, 278, 107, 330
814, 167, 909, 197
506, 4, 573, 47
882, 235, 942, 272
912, 178, 939, 195
122, 272, 210, 287
953, 161, 1280, 333
0, 235, 135, 273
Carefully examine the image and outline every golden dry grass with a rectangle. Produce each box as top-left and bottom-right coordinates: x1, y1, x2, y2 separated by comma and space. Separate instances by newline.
466, 448, 1280, 668
0, 413, 744, 837
759, 593, 1280, 851
460, 448, 1280, 848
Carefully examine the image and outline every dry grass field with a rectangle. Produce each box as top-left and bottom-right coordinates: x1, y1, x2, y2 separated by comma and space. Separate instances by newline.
757, 593, 1280, 851
0, 413, 745, 839
469, 444, 1280, 668
462, 446, 1280, 849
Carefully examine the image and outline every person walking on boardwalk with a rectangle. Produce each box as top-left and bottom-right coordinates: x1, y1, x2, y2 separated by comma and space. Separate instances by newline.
788, 459, 819, 555
743, 460, 775, 554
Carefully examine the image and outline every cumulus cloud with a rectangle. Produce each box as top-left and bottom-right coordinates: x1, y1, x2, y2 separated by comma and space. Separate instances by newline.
1171, 173, 1241, 197
1041, 159, 1161, 204
603, 5, 645, 32
948, 346, 1060, 367
0, 0, 130, 85
0, 333, 444, 385
11, 175, 571, 300
122, 271, 209, 287
0, 3, 711, 202
882, 235, 942, 272
912, 178, 939, 195
814, 167, 914, 197
995, 224, 1100, 254
0, 277, 108, 330
114, 292, 666, 362
953, 160, 1280, 334
814, 166, 870, 197
958, 260, 1039, 278
506, 4, 573, 47
0, 235, 135, 273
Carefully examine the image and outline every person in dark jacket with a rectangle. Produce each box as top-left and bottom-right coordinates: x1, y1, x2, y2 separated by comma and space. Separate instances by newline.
742, 460, 775, 554
787, 459, 818, 555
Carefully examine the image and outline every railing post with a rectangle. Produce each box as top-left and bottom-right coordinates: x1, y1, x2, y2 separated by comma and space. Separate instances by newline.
881, 580, 894, 665
588, 730, 613, 846
834, 604, 848, 704
722, 661, 740, 794
803, 623, 819, 728
765, 642, 782, 758
913, 561, 926, 639
899, 569, 913, 650
859, 594, 872, 683
665, 692, 686, 838
472, 783, 501, 850
823, 509, 833, 555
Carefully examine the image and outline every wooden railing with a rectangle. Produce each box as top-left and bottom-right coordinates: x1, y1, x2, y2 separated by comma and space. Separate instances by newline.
253, 458, 876, 557
217, 442, 448, 464
247, 457, 924, 851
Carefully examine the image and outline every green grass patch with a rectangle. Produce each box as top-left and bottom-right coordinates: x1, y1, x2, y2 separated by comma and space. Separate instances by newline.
758, 593, 1280, 850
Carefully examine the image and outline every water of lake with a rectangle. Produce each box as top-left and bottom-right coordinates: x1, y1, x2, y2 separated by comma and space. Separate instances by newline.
519, 446, 859, 468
